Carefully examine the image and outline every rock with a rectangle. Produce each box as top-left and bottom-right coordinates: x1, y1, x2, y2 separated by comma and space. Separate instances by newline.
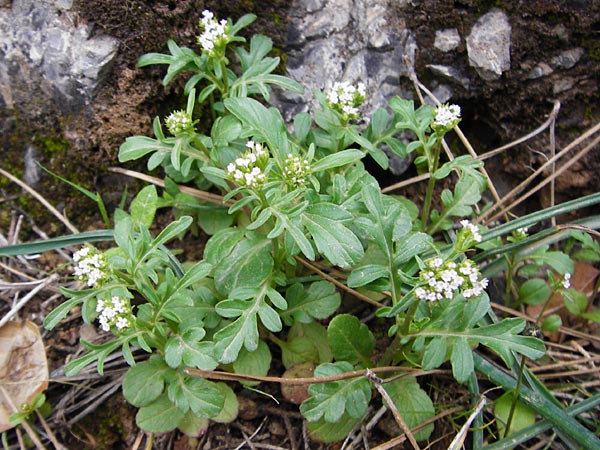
0, 0, 118, 113
426, 64, 470, 89
278, 0, 416, 127
551, 47, 584, 69
527, 62, 553, 79
553, 77, 575, 95
434, 28, 460, 52
466, 8, 511, 81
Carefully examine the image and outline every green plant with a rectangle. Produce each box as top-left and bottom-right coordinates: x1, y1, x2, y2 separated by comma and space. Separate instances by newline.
2, 8, 600, 448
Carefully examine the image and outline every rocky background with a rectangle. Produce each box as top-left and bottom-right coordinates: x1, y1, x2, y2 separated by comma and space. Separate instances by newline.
1, 0, 599, 231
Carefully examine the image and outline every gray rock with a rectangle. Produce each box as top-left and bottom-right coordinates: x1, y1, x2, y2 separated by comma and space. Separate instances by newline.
527, 62, 553, 79
466, 8, 511, 80
553, 77, 575, 94
0, 0, 118, 112
425, 84, 454, 105
434, 28, 460, 52
551, 47, 584, 69
280, 0, 416, 125
427, 64, 470, 89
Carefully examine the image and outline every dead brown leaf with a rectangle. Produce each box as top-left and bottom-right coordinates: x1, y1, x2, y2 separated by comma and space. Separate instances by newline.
0, 320, 49, 432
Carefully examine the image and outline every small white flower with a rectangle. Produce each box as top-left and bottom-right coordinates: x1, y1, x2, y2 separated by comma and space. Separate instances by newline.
96, 295, 132, 333
433, 104, 461, 128
198, 10, 229, 56
326, 81, 367, 120
165, 110, 193, 135
562, 273, 571, 289
460, 220, 482, 243
73, 246, 109, 288
415, 257, 487, 302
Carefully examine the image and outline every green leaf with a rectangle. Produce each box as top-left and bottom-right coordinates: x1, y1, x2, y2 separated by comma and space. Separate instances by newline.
562, 289, 588, 315
224, 97, 289, 161
300, 362, 371, 423
344, 126, 388, 169
177, 411, 209, 438
541, 314, 562, 332
383, 377, 435, 441
211, 114, 242, 147
213, 299, 260, 364
130, 185, 158, 228
518, 278, 551, 305
118, 135, 172, 163
421, 336, 448, 371
282, 281, 341, 324
164, 328, 218, 370
211, 382, 239, 423
232, 340, 272, 386
168, 377, 223, 417
287, 321, 333, 364
294, 112, 312, 143
279, 336, 320, 369
347, 264, 389, 288
123, 358, 171, 407
311, 149, 364, 172
307, 411, 361, 443
494, 391, 536, 438
328, 314, 374, 367
303, 206, 364, 269
203, 227, 245, 267
526, 249, 574, 274
393, 232, 433, 266
213, 234, 273, 296
466, 318, 546, 365
451, 337, 474, 383
136, 394, 185, 433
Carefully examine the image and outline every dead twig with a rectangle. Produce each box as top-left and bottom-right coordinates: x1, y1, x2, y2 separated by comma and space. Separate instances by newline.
366, 369, 421, 450
0, 168, 79, 234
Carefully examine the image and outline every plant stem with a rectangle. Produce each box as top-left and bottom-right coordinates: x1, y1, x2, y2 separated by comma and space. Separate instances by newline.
503, 355, 527, 437
504, 254, 516, 308
220, 59, 229, 95
421, 143, 441, 230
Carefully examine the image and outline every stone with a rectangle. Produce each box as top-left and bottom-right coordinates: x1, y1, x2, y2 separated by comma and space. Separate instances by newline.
426, 64, 470, 89
527, 62, 553, 79
0, 0, 118, 113
551, 47, 584, 69
279, 0, 416, 127
434, 28, 460, 52
466, 8, 511, 81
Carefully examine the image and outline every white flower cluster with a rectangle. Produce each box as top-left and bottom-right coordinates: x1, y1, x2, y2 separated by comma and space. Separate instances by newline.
96, 296, 132, 332
165, 110, 193, 135
326, 81, 367, 120
226, 141, 269, 189
562, 273, 571, 289
283, 153, 311, 187
197, 10, 229, 55
415, 257, 489, 302
433, 104, 461, 128
73, 247, 109, 288
460, 220, 482, 243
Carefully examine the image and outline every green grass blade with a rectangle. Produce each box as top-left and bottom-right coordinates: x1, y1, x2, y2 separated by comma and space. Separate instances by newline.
480, 192, 600, 244
474, 353, 600, 450
483, 393, 600, 450
0, 230, 115, 255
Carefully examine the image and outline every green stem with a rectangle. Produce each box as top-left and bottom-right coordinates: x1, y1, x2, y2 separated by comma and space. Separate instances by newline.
220, 59, 229, 96
504, 355, 527, 437
504, 255, 515, 308
421, 143, 441, 230
401, 301, 419, 336
474, 353, 600, 450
